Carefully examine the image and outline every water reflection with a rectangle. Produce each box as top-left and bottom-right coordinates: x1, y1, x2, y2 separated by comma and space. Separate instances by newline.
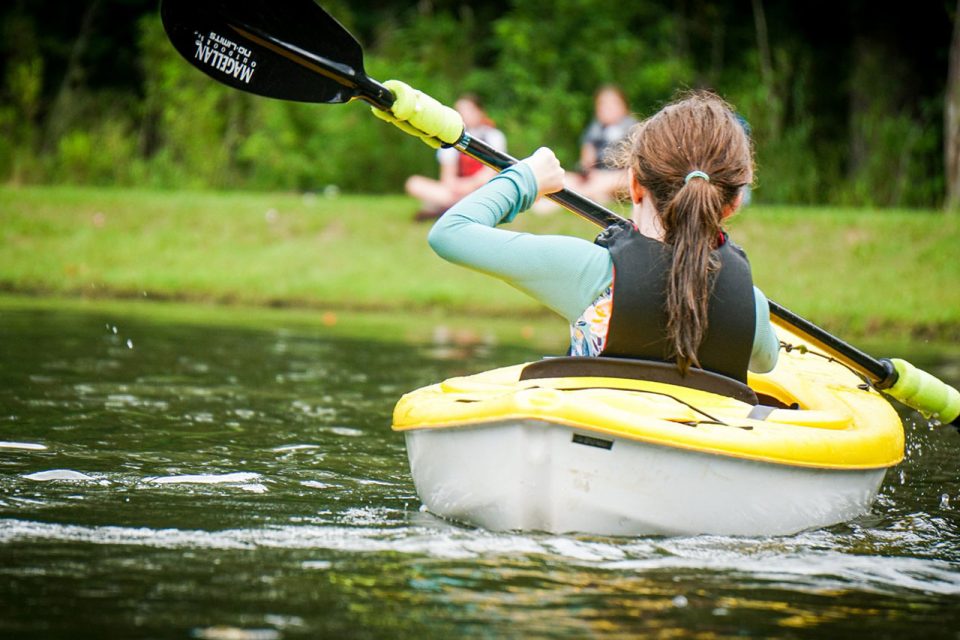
0, 304, 958, 638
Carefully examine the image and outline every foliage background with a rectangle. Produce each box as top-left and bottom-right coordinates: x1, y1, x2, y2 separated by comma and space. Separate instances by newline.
0, 0, 954, 207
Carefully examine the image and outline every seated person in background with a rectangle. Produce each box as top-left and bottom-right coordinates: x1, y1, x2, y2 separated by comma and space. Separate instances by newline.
405, 94, 507, 221
532, 85, 637, 213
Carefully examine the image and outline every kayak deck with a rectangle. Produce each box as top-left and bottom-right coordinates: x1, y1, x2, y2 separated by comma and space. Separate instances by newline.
391, 325, 905, 535
394, 338, 904, 470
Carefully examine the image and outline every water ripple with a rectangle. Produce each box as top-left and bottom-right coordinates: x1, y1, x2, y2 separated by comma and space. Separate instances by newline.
2, 518, 957, 596
23, 469, 101, 483
144, 472, 258, 483
0, 441, 47, 451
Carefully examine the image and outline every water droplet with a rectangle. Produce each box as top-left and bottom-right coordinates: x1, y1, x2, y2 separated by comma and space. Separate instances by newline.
112, 326, 118, 334
672, 595, 689, 608
126, 339, 133, 349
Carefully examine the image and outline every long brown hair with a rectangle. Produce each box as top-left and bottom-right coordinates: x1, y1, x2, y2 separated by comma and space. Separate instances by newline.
614, 91, 753, 373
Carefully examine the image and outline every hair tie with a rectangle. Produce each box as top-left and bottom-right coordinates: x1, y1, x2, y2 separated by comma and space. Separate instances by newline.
684, 170, 710, 185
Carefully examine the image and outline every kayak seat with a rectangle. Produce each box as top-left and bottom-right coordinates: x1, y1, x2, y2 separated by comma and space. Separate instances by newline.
519, 356, 759, 406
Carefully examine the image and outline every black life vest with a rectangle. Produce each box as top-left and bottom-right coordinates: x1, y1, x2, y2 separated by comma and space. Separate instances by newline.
595, 222, 756, 382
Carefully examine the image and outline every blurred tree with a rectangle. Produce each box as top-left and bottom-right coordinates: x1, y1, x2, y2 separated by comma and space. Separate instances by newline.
0, 9, 44, 183
948, 0, 960, 212
43, 0, 103, 151
491, 0, 692, 164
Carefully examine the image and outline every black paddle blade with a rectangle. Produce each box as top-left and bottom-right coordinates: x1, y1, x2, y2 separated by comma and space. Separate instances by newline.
160, 0, 368, 104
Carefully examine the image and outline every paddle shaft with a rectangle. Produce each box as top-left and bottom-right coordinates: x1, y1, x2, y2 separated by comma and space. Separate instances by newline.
767, 302, 896, 385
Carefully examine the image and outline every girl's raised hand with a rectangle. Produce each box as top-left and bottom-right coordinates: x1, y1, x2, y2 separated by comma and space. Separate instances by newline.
522, 147, 565, 198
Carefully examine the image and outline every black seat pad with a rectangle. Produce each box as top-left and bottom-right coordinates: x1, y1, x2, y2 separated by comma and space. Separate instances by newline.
518, 356, 758, 405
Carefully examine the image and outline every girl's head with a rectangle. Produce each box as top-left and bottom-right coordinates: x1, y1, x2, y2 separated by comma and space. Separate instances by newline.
617, 91, 753, 217
614, 91, 754, 373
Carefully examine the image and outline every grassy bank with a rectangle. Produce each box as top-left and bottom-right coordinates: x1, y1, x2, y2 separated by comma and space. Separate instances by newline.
2, 185, 958, 340
0, 293, 575, 354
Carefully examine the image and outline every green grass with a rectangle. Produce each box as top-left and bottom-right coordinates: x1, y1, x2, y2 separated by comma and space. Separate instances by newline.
0, 293, 573, 352
729, 206, 960, 336
2, 185, 958, 340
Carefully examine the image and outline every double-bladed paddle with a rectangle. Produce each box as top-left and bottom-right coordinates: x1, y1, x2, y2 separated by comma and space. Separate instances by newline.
160, 0, 960, 427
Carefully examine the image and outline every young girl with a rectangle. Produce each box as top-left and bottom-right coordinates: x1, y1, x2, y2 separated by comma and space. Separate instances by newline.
428, 92, 779, 382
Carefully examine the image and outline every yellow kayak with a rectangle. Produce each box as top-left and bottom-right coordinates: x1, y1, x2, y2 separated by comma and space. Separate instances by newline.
393, 324, 904, 536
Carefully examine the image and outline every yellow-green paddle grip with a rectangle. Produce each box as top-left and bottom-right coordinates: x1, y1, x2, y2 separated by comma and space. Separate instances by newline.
371, 80, 464, 148
887, 358, 960, 424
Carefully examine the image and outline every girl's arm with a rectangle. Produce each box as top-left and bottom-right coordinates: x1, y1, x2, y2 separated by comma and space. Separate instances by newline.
427, 162, 613, 322
749, 287, 780, 373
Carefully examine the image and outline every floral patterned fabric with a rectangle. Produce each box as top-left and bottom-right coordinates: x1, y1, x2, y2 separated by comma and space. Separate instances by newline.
568, 285, 613, 357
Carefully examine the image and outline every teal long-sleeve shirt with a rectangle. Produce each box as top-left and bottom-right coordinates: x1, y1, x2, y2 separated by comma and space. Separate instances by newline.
428, 163, 779, 373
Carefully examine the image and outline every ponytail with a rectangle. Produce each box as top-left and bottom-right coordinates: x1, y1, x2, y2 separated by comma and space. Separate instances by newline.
662, 177, 725, 374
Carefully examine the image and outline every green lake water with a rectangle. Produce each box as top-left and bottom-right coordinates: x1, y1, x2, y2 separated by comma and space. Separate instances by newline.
1, 302, 958, 639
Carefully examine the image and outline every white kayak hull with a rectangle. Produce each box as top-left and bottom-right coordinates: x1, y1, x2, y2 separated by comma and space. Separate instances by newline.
404, 419, 887, 537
